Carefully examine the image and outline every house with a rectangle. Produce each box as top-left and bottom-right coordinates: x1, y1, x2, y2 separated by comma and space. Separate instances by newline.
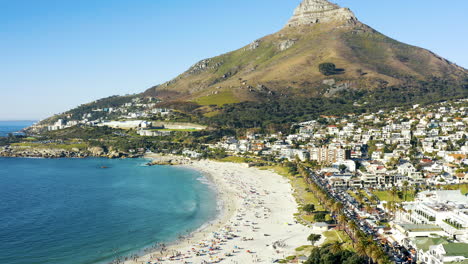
313, 222, 330, 232
332, 160, 356, 172
422, 243, 468, 264
327, 125, 339, 135
182, 149, 202, 159
394, 224, 445, 238
424, 163, 444, 174
372, 151, 383, 160
408, 237, 449, 263
397, 162, 417, 176
455, 173, 468, 184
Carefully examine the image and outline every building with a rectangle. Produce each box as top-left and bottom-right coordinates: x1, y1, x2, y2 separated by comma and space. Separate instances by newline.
421, 243, 468, 264
400, 191, 468, 242
310, 146, 350, 164
99, 120, 152, 129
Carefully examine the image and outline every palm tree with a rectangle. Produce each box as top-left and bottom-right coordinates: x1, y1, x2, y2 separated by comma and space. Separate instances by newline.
337, 214, 347, 231
387, 201, 395, 219
391, 185, 398, 202
402, 181, 409, 201
355, 241, 367, 259
413, 187, 420, 200
330, 241, 342, 254
390, 186, 398, 216
333, 202, 344, 215
348, 221, 358, 242
365, 244, 376, 264
370, 245, 382, 264
372, 248, 388, 264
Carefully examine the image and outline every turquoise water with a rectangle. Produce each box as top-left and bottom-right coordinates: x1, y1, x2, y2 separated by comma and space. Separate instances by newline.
0, 121, 35, 137
0, 158, 218, 264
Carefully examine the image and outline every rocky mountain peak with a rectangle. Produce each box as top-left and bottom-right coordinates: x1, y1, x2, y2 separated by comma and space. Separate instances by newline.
286, 0, 357, 27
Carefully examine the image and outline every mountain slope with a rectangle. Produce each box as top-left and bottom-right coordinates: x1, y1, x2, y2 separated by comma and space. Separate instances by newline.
32, 0, 468, 131
143, 0, 467, 105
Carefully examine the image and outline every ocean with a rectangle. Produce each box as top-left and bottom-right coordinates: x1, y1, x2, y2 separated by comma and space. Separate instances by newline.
0, 158, 218, 264
0, 121, 36, 137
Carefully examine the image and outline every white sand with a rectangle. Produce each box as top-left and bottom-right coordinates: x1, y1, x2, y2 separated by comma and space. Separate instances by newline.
123, 159, 319, 264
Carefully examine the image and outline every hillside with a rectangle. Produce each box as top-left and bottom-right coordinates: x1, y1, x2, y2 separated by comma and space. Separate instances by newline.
142, 0, 467, 107
33, 0, 467, 131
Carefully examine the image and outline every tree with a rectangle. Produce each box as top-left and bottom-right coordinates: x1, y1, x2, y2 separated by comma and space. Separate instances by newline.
308, 234, 322, 246
330, 241, 343, 254
339, 164, 347, 172
402, 181, 409, 201
319, 63, 343, 76
314, 212, 326, 222
305, 243, 367, 264
390, 185, 398, 216
354, 241, 367, 259
303, 204, 316, 214
332, 202, 344, 216
338, 214, 347, 230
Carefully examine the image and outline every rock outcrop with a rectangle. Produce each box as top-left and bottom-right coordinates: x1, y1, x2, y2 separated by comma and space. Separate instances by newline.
0, 145, 141, 159
0, 146, 89, 158
145, 154, 192, 165
278, 39, 297, 51
88, 146, 106, 156
286, 0, 357, 27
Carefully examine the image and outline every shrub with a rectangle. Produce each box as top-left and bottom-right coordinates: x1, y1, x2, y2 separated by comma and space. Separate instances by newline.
319, 63, 343, 76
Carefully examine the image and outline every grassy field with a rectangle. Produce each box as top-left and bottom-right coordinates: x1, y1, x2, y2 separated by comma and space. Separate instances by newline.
194, 91, 239, 106
290, 230, 353, 262
218, 156, 250, 163
347, 190, 360, 200
359, 190, 374, 201
152, 128, 199, 132
11, 142, 88, 151
203, 110, 221, 117
322, 230, 353, 249
443, 184, 468, 195
372, 190, 415, 202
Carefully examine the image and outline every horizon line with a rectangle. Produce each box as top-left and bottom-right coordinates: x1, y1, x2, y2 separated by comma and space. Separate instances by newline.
0, 120, 38, 122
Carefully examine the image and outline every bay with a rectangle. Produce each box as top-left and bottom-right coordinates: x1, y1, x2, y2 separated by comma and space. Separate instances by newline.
0, 158, 217, 264
0, 121, 35, 137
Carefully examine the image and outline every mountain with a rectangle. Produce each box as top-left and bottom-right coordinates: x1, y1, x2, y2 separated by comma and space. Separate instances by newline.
34, 0, 467, 130
143, 0, 467, 106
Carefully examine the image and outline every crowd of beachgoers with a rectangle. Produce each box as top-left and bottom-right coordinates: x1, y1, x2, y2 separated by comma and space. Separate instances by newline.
117, 160, 320, 264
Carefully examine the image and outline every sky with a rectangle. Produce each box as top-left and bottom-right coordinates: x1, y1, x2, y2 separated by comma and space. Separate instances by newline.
1, 0, 467, 120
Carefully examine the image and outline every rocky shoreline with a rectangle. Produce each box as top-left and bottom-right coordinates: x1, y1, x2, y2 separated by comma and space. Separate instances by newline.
144, 153, 193, 166
0, 146, 142, 159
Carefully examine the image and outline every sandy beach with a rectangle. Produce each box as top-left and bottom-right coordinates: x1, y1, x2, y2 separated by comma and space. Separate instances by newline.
123, 158, 319, 264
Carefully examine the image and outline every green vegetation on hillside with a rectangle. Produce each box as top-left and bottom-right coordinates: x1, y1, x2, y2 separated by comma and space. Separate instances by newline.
194, 90, 239, 106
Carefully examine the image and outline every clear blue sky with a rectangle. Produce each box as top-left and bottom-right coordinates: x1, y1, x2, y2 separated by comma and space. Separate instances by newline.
1, 0, 467, 120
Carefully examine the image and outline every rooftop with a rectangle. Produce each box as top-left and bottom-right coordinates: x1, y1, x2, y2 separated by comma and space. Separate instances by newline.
398, 224, 443, 232
443, 243, 468, 258
412, 237, 449, 252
